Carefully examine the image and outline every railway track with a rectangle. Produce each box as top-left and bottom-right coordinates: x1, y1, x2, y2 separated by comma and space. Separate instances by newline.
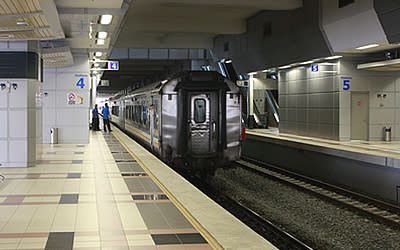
185, 172, 313, 250
237, 157, 400, 230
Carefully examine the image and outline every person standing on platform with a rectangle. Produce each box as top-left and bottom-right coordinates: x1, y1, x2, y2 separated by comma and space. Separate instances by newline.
102, 103, 112, 132
92, 104, 100, 131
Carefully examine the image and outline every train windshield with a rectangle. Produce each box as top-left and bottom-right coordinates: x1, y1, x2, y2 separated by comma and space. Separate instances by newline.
194, 99, 206, 123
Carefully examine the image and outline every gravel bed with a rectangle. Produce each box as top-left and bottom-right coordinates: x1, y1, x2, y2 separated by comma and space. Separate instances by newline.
211, 166, 400, 249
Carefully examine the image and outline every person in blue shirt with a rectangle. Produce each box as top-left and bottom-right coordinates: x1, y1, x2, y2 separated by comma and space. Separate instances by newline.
92, 104, 100, 131
102, 103, 112, 132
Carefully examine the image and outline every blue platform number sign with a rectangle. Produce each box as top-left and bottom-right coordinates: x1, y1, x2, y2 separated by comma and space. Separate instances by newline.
341, 77, 352, 91
76, 78, 85, 89
311, 64, 319, 72
108, 61, 119, 70
343, 80, 350, 90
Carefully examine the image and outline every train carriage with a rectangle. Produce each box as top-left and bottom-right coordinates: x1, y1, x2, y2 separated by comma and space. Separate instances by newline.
110, 71, 242, 175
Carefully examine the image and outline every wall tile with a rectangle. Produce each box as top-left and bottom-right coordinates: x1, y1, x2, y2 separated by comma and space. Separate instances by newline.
9, 80, 27, 108
320, 109, 334, 124
0, 111, 7, 138
9, 110, 27, 138
9, 140, 27, 162
369, 108, 395, 124
0, 140, 7, 163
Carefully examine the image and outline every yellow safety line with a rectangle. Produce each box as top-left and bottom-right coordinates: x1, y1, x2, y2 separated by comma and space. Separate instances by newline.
112, 131, 224, 250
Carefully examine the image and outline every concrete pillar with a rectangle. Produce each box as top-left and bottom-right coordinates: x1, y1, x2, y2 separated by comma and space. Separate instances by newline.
0, 41, 42, 167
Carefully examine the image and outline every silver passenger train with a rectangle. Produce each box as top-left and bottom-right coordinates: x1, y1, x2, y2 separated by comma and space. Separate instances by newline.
109, 71, 243, 174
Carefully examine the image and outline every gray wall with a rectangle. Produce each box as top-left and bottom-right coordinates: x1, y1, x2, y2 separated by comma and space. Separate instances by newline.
321, 0, 387, 52
213, 0, 331, 74
279, 62, 339, 140
374, 0, 400, 43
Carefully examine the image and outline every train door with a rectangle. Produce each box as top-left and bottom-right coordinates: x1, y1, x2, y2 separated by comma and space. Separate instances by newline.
189, 92, 218, 154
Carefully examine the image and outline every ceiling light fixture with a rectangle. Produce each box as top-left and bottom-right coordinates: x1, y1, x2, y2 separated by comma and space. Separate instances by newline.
299, 60, 314, 65
96, 39, 105, 45
278, 65, 291, 69
356, 43, 379, 50
100, 15, 113, 25
98, 31, 107, 39
248, 72, 258, 76
94, 63, 100, 67
95, 52, 102, 57
325, 55, 343, 60
16, 20, 28, 26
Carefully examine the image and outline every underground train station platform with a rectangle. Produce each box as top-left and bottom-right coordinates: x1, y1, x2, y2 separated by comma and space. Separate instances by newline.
0, 127, 273, 249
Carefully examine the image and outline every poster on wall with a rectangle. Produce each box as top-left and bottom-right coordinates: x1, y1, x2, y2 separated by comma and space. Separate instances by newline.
67, 92, 83, 105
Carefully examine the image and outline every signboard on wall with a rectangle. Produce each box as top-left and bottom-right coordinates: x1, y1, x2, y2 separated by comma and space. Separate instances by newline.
67, 92, 84, 105
74, 74, 89, 89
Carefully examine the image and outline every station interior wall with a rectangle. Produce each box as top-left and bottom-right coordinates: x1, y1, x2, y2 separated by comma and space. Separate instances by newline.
42, 56, 90, 144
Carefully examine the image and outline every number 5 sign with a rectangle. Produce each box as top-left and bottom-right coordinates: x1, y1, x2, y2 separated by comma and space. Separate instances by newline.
341, 77, 352, 91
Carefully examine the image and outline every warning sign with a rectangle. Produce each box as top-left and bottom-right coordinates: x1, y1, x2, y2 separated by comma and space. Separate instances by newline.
67, 92, 83, 105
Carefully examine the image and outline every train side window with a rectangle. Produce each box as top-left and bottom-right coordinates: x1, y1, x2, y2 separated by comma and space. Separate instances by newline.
194, 99, 206, 123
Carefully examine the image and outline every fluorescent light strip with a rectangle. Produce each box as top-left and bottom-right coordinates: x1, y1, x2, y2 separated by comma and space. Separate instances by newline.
95, 52, 102, 57
100, 15, 113, 25
325, 55, 342, 60
97, 39, 105, 45
248, 72, 257, 75
279, 65, 291, 69
356, 43, 379, 50
299, 60, 314, 65
98, 31, 107, 39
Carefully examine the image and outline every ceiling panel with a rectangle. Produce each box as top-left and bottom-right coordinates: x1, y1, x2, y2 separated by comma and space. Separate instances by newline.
55, 0, 123, 9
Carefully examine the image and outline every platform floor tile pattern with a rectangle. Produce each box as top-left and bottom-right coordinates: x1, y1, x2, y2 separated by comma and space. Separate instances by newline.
0, 131, 211, 249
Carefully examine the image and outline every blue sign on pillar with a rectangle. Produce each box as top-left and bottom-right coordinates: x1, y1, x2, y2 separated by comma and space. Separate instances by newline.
311, 64, 319, 72
108, 61, 119, 70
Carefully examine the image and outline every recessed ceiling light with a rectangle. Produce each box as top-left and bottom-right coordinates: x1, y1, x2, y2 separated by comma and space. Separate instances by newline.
98, 31, 107, 39
16, 20, 28, 26
356, 44, 379, 50
225, 59, 232, 63
96, 39, 105, 45
325, 55, 343, 60
95, 52, 102, 57
100, 15, 113, 25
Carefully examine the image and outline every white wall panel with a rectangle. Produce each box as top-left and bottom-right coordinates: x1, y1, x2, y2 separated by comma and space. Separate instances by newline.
9, 140, 27, 162
0, 111, 7, 138
9, 110, 27, 138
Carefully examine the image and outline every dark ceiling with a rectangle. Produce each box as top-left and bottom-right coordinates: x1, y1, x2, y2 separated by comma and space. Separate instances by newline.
98, 59, 191, 94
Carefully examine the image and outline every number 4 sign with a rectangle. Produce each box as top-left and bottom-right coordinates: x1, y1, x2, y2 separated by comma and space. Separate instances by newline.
74, 74, 88, 89
76, 78, 85, 89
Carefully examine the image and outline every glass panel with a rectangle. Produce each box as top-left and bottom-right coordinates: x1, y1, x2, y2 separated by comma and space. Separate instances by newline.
194, 99, 206, 123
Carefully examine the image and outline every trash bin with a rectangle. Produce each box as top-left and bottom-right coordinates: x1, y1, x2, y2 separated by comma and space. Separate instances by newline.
384, 126, 391, 142
50, 128, 58, 144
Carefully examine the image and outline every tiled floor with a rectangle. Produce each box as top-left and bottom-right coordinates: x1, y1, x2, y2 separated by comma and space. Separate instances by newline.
0, 131, 211, 250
